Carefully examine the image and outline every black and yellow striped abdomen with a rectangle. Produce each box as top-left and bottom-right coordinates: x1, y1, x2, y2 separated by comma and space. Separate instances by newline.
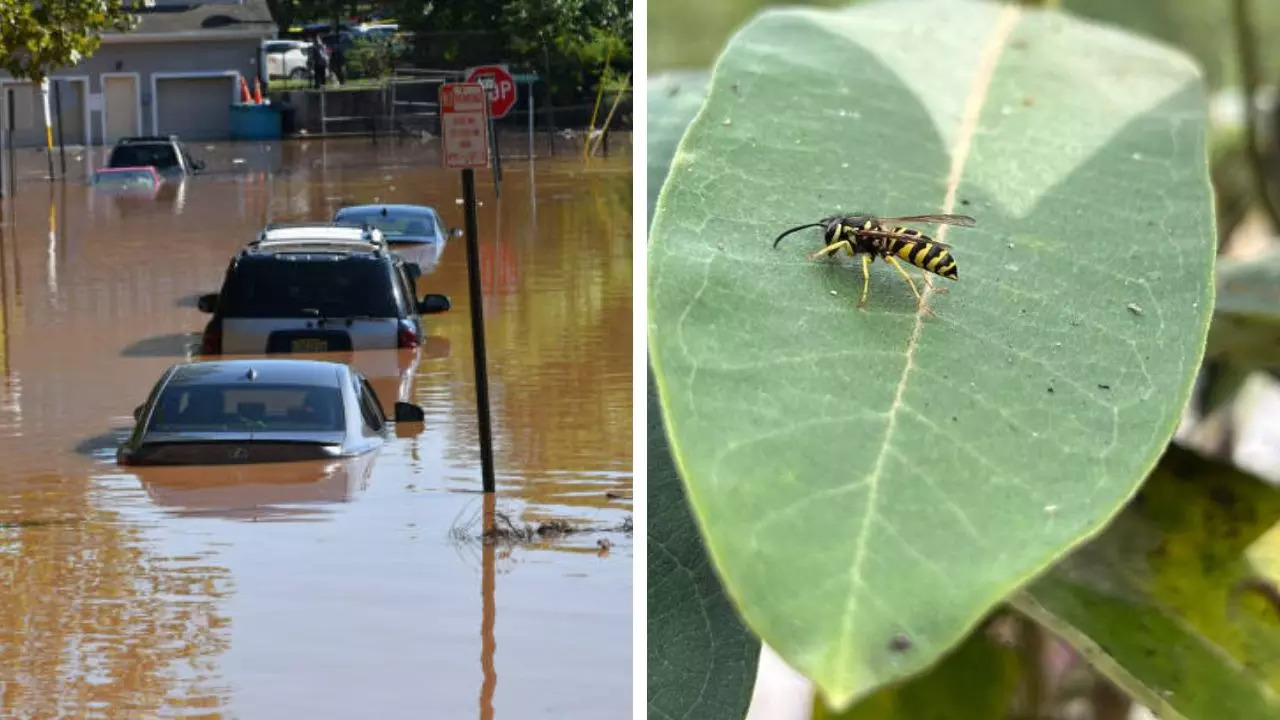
882, 226, 958, 280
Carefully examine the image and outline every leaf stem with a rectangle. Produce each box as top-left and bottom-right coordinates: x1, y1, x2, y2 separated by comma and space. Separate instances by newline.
1231, 0, 1280, 232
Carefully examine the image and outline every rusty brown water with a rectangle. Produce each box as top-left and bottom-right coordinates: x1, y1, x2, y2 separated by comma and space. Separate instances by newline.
0, 138, 632, 718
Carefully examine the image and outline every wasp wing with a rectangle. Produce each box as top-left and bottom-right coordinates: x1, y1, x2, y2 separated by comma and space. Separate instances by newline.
876, 214, 976, 227
854, 228, 954, 249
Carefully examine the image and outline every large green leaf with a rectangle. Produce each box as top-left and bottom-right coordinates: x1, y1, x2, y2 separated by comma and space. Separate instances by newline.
648, 0, 1216, 710
1014, 445, 1280, 719
648, 70, 761, 720
648, 364, 762, 720
649, 71, 710, 228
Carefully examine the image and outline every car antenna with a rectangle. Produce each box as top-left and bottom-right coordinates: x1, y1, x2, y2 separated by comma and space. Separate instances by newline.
380, 207, 388, 216
245, 368, 257, 381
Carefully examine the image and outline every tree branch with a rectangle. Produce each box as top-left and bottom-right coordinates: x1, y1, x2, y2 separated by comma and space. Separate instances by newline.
1232, 0, 1280, 232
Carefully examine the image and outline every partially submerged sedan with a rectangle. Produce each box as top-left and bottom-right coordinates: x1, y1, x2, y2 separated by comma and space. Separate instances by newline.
332, 203, 461, 275
118, 358, 426, 466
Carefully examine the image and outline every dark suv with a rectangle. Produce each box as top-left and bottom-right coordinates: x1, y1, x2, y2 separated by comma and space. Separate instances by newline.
106, 135, 205, 176
196, 223, 451, 355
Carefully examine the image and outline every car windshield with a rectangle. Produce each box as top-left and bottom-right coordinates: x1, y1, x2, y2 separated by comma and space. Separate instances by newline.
335, 209, 439, 239
218, 256, 400, 318
148, 384, 345, 433
109, 143, 180, 170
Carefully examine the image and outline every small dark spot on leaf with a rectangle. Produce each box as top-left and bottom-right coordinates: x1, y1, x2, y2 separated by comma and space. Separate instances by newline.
1047, 387, 1054, 394
960, 198, 971, 206
1021, 96, 1035, 107
1098, 384, 1111, 390
889, 633, 912, 652
951, 416, 957, 422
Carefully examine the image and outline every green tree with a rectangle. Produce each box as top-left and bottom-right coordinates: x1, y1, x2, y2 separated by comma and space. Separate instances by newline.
0, 0, 137, 82
393, 0, 630, 105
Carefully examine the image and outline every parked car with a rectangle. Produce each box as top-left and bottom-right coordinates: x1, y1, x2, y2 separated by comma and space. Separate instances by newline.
117, 358, 426, 466
196, 223, 451, 355
262, 39, 311, 80
355, 22, 399, 39
105, 135, 204, 177
332, 204, 460, 274
90, 166, 162, 196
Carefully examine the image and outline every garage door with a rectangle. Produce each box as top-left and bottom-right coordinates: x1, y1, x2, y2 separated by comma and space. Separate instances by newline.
155, 76, 235, 140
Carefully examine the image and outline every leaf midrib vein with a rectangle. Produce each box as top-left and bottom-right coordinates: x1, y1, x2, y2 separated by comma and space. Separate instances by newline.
834, 3, 1024, 683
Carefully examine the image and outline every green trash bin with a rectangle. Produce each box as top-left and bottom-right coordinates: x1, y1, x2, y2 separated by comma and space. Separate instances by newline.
229, 103, 283, 141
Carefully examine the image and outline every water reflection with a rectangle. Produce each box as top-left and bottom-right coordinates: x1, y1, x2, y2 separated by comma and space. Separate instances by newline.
135, 452, 380, 521
0, 139, 632, 718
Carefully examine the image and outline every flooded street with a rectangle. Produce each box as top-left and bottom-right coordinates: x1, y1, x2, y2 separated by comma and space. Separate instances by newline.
0, 138, 632, 718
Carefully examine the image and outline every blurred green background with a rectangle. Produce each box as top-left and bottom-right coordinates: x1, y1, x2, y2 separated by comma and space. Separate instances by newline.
650, 0, 1280, 88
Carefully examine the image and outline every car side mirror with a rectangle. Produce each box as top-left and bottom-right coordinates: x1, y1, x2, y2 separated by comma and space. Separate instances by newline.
417, 294, 450, 314
193, 160, 206, 171
404, 262, 422, 279
133, 404, 144, 422
196, 292, 218, 313
393, 401, 425, 423
449, 227, 463, 238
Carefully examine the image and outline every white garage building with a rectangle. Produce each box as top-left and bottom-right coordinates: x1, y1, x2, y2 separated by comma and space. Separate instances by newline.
0, 0, 276, 148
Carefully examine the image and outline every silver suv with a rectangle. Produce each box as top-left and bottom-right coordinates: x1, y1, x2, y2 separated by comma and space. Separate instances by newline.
197, 223, 451, 355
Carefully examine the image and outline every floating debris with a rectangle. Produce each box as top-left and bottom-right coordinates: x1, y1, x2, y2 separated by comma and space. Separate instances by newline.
1127, 303, 1144, 316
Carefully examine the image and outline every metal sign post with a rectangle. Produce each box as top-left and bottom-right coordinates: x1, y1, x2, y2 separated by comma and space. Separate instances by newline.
466, 65, 517, 191
440, 81, 497, 494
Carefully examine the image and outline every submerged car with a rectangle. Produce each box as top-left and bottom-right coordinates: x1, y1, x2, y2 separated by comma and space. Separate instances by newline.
332, 204, 460, 275
91, 165, 162, 195
106, 135, 205, 177
117, 358, 426, 466
196, 223, 452, 354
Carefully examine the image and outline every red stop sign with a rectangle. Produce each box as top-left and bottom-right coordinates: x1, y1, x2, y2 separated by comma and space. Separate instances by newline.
465, 64, 518, 119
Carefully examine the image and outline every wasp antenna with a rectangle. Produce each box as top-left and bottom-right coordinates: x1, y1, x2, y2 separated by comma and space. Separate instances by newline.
772, 222, 826, 248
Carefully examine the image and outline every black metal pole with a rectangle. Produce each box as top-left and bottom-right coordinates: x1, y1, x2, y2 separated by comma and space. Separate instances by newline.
54, 81, 66, 178
462, 167, 496, 493
484, 93, 501, 198
7, 90, 16, 194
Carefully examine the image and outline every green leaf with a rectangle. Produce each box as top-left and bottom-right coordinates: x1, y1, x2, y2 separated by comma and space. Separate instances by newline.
648, 363, 761, 720
1013, 445, 1280, 719
649, 71, 710, 228
812, 619, 1022, 720
648, 0, 1216, 710
648, 71, 761, 720
1206, 250, 1280, 371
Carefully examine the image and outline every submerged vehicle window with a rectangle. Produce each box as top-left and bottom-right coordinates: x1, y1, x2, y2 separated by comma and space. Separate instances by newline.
219, 257, 400, 318
109, 144, 180, 170
148, 384, 345, 432
335, 209, 439, 238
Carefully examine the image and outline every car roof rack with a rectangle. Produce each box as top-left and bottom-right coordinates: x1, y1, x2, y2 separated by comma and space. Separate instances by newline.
247, 222, 388, 253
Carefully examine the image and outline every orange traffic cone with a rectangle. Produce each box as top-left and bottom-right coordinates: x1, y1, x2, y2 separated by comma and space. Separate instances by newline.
253, 78, 264, 104
239, 76, 252, 103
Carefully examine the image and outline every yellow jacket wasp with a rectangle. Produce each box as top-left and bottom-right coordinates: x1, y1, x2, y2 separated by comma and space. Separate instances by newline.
772, 213, 976, 313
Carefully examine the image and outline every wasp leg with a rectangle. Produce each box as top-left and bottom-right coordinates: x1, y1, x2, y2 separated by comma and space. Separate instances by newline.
884, 256, 936, 317
857, 254, 872, 309
808, 240, 852, 261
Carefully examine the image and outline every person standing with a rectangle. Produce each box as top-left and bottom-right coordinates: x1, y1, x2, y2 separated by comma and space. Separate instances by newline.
310, 34, 328, 89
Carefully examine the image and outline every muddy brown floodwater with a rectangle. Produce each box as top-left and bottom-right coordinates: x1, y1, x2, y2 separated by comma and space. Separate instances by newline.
0, 137, 632, 719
